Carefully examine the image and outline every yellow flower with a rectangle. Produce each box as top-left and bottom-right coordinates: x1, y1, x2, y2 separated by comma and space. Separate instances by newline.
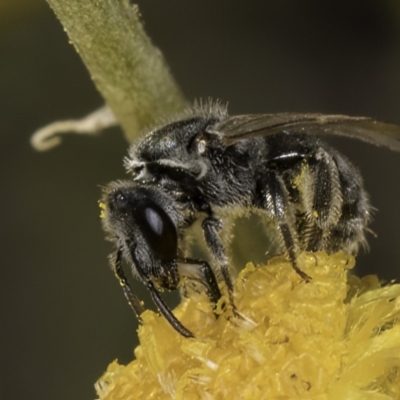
96, 252, 400, 399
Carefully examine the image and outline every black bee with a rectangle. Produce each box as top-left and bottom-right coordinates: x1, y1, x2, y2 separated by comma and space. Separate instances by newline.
102, 102, 400, 337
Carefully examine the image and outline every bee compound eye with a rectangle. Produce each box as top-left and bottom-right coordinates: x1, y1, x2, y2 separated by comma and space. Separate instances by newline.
144, 207, 163, 236
136, 201, 178, 261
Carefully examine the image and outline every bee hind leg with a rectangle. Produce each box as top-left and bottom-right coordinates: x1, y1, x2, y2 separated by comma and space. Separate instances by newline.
279, 222, 312, 282
256, 169, 311, 282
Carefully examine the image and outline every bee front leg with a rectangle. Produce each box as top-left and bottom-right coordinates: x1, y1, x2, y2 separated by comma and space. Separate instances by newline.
110, 248, 145, 320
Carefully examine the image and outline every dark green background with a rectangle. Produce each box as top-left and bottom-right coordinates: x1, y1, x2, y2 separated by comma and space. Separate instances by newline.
2, 1, 400, 399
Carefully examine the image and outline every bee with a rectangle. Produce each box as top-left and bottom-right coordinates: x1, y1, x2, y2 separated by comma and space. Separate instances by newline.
102, 102, 400, 337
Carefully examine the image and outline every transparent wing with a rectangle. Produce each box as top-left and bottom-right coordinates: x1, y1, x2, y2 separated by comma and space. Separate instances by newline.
208, 113, 400, 152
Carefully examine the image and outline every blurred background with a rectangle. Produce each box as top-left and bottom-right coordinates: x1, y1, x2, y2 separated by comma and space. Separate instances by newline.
2, 1, 400, 399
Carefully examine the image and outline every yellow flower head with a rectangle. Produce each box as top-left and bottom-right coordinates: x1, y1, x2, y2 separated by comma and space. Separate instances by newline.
96, 252, 400, 400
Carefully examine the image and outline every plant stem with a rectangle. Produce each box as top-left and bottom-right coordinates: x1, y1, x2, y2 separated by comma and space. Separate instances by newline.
46, 0, 187, 142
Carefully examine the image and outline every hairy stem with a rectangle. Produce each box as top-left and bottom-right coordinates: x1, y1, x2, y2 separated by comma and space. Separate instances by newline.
46, 0, 187, 142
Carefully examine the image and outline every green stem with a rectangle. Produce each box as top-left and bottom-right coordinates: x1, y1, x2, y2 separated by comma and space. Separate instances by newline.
46, 0, 187, 142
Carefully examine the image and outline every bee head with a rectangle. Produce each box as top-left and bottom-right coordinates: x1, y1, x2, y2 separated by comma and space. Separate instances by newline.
101, 181, 179, 263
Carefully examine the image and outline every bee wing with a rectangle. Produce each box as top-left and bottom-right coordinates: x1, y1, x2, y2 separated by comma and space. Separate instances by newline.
208, 113, 400, 152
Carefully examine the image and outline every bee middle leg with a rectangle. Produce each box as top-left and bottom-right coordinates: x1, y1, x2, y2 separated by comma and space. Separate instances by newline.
202, 217, 238, 314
